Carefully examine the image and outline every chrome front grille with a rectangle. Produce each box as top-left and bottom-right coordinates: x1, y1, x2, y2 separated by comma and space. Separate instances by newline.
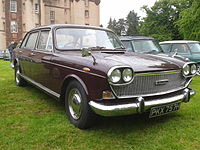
111, 70, 188, 98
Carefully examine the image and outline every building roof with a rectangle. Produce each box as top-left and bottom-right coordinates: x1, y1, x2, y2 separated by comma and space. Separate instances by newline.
160, 40, 200, 44
31, 24, 112, 32
120, 36, 154, 41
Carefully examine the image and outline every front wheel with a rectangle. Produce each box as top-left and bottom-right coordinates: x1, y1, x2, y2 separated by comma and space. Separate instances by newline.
65, 80, 95, 129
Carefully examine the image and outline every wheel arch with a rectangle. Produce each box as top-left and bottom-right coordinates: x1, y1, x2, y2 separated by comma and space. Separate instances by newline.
60, 74, 89, 102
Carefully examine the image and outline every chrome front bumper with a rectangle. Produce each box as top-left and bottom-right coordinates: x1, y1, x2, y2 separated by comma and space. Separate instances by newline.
89, 88, 196, 117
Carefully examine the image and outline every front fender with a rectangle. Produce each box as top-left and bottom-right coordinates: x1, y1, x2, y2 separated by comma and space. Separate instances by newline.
63, 74, 89, 95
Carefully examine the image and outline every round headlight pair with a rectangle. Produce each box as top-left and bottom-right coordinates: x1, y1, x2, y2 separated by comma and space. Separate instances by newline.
109, 68, 133, 84
183, 64, 197, 76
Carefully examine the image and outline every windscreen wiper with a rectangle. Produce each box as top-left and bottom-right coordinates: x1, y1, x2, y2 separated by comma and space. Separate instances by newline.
88, 46, 106, 50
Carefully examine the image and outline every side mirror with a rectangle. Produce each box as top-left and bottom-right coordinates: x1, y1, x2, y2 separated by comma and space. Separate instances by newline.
82, 48, 91, 57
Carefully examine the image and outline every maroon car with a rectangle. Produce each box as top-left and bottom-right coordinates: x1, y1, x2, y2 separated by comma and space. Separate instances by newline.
13, 24, 197, 129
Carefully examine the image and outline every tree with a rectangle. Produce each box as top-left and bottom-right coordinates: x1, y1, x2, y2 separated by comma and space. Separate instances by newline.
107, 18, 113, 30
176, 0, 200, 41
107, 18, 127, 36
116, 18, 127, 35
126, 10, 139, 36
139, 0, 192, 41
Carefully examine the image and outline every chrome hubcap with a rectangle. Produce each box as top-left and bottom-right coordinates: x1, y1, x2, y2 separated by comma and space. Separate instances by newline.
68, 88, 82, 120
16, 68, 20, 84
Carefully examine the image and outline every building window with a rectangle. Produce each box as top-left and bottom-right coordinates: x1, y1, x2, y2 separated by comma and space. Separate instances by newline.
22, 2, 25, 13
64, 9, 67, 15
2, 0, 5, 12
10, 21, 18, 33
50, 11, 55, 21
64, 0, 67, 6
85, 0, 89, 6
10, 0, 17, 13
85, 10, 89, 18
35, 4, 39, 14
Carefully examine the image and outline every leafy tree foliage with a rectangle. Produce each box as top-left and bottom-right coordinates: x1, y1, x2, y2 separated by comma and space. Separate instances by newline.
107, 11, 139, 36
126, 10, 140, 36
176, 0, 200, 41
107, 18, 120, 35
139, 0, 192, 41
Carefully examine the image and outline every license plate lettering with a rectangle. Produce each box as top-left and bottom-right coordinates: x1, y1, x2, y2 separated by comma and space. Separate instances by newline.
149, 102, 180, 118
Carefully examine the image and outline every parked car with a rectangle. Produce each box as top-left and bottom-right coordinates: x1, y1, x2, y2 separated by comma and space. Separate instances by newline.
13, 24, 197, 129
160, 41, 200, 75
0, 50, 4, 59
120, 36, 163, 54
3, 49, 11, 61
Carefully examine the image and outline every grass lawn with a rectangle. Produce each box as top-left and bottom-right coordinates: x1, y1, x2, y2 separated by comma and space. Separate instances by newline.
0, 60, 200, 150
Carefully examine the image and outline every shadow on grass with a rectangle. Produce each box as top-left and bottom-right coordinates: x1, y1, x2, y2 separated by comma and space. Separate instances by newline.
23, 82, 181, 132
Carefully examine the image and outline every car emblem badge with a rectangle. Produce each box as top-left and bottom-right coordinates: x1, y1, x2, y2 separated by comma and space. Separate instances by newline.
155, 79, 169, 86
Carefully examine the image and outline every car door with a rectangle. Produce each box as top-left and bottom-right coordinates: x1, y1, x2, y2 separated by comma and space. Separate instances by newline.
171, 43, 192, 59
29, 29, 54, 89
18, 31, 39, 78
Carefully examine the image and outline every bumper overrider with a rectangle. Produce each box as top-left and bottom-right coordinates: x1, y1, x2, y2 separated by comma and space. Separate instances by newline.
89, 88, 196, 117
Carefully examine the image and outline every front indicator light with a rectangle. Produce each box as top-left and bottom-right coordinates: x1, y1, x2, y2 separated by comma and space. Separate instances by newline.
102, 91, 115, 99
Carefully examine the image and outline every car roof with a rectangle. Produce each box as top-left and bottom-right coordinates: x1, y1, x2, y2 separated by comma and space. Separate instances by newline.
30, 24, 112, 32
120, 36, 154, 41
160, 40, 200, 44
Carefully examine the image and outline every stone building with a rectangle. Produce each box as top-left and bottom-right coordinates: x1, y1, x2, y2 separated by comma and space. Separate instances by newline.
0, 0, 100, 50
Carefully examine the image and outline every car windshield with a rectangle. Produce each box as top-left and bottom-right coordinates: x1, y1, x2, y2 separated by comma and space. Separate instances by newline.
188, 43, 200, 52
132, 40, 163, 53
55, 28, 123, 50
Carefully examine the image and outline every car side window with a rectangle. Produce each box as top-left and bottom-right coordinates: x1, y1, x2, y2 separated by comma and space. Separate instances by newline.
20, 34, 29, 48
25, 32, 39, 49
37, 30, 52, 51
122, 41, 133, 52
171, 44, 190, 54
160, 44, 171, 53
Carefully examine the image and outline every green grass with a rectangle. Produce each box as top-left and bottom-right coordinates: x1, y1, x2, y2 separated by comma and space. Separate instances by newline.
0, 60, 200, 150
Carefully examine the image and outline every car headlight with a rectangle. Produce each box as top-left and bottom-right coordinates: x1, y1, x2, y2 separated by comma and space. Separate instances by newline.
191, 64, 197, 75
122, 68, 133, 82
183, 64, 190, 76
109, 69, 121, 83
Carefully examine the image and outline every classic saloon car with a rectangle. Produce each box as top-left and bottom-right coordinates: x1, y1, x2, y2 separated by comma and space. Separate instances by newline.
13, 24, 197, 129
120, 36, 163, 54
160, 40, 200, 75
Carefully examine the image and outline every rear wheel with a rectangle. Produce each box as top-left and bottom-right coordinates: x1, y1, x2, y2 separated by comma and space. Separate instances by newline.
65, 80, 95, 129
14, 64, 26, 86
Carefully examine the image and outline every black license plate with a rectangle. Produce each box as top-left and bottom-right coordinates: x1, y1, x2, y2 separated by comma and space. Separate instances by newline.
149, 102, 181, 118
